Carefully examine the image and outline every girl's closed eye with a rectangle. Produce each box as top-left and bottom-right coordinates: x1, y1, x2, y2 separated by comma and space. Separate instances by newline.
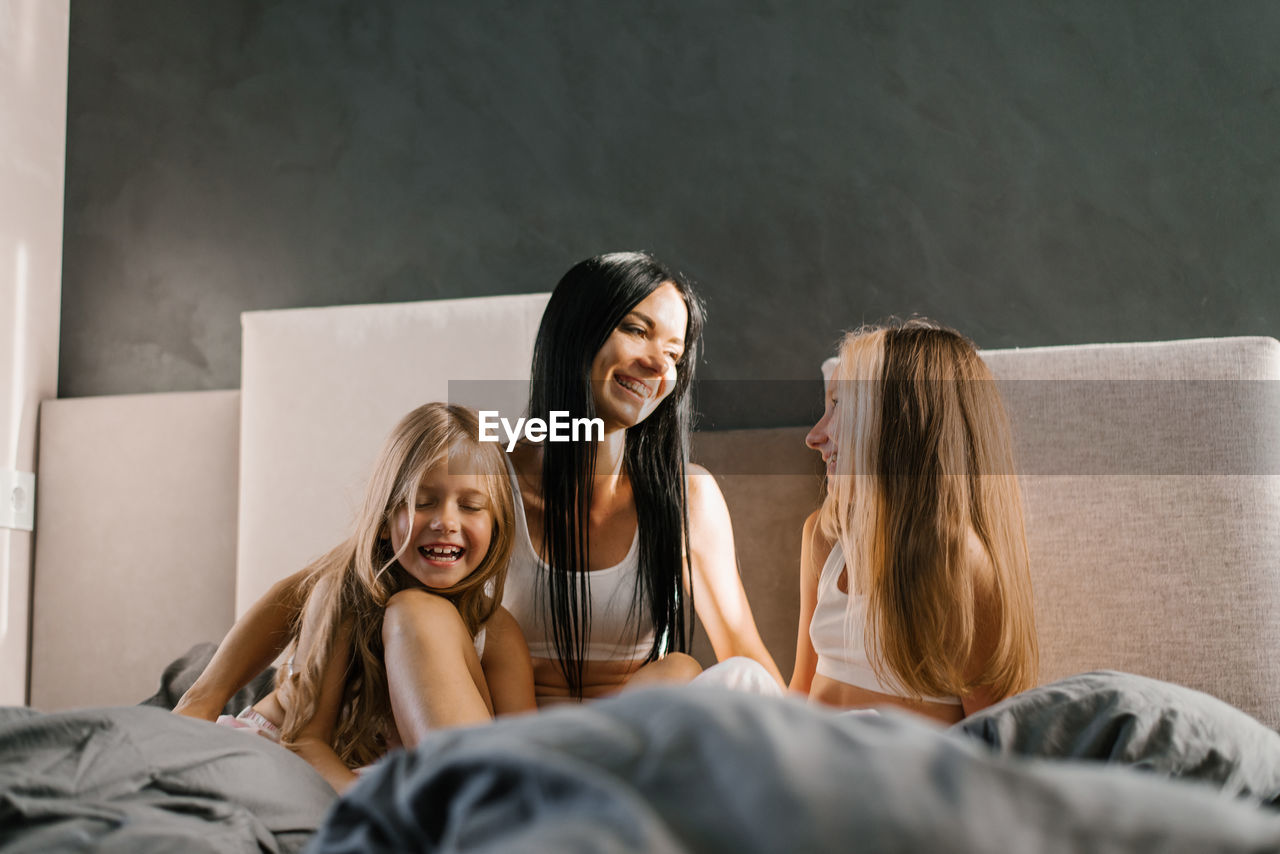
457, 489, 490, 514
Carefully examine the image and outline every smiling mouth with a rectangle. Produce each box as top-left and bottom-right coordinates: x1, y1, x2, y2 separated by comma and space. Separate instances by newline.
614, 374, 651, 399
419, 545, 465, 564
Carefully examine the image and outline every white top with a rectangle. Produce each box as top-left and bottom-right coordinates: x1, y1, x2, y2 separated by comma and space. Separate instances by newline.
811, 544, 962, 706
500, 454, 656, 661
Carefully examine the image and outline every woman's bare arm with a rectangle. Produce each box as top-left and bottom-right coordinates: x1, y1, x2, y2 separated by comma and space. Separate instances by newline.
479, 606, 537, 716
173, 568, 310, 720
685, 465, 784, 686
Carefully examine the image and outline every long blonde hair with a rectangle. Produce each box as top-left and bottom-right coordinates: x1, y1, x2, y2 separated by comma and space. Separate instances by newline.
820, 320, 1038, 701
275, 403, 514, 767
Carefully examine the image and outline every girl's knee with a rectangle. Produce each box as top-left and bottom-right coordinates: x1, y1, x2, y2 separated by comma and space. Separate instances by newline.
663, 652, 704, 682
383, 588, 464, 643
627, 651, 704, 689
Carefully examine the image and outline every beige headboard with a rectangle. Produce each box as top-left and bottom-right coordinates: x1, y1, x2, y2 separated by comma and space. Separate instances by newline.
236, 294, 549, 614
981, 336, 1280, 724
236, 304, 1280, 723
31, 391, 240, 709
29, 293, 1280, 730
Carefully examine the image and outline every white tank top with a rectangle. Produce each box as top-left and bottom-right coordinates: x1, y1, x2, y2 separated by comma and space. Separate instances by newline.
500, 454, 656, 661
811, 544, 962, 705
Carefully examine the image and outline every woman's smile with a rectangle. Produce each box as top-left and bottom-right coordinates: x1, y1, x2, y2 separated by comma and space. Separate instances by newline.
613, 373, 652, 400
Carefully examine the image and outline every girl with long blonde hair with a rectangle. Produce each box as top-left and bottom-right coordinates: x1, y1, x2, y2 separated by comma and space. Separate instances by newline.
213, 403, 533, 792
791, 320, 1038, 723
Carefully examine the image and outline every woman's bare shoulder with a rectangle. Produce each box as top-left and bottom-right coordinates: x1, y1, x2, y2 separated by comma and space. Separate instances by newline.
684, 463, 729, 523
685, 462, 725, 498
483, 604, 521, 636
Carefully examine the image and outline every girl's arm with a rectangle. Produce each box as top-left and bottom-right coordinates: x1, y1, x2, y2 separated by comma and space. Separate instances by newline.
685, 465, 785, 687
286, 619, 359, 794
173, 568, 310, 720
789, 510, 829, 695
479, 606, 537, 716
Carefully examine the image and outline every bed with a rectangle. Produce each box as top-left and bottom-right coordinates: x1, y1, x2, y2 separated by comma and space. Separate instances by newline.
15, 294, 1280, 850
7, 672, 1280, 852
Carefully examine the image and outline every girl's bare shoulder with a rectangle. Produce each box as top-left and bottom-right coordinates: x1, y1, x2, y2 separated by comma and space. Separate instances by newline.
964, 528, 998, 597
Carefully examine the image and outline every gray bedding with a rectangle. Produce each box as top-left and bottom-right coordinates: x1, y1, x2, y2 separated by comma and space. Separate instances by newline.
7, 671, 1280, 853
312, 675, 1280, 854
0, 705, 334, 853
960, 670, 1280, 804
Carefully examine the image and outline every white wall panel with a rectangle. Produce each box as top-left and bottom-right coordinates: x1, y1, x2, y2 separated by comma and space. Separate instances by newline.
0, 0, 68, 705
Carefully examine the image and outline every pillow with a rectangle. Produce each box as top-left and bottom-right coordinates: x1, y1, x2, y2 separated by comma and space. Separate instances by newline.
956, 670, 1280, 805
139, 642, 277, 716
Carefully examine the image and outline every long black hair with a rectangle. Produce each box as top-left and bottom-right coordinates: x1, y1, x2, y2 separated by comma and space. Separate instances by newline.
528, 251, 705, 697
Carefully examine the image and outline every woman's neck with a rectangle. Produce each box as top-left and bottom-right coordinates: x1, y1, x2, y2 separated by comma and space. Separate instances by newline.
587, 426, 628, 512
514, 425, 630, 505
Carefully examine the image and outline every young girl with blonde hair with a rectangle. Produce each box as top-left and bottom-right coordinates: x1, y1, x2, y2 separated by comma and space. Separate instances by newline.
213, 402, 534, 792
792, 320, 1039, 723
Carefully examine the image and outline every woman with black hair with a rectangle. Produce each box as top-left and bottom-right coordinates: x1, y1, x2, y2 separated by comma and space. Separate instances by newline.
174, 252, 782, 718
505, 252, 782, 702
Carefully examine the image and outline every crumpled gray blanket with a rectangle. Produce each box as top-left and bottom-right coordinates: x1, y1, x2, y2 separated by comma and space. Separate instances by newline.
959, 670, 1280, 805
311, 677, 1280, 854
0, 704, 335, 854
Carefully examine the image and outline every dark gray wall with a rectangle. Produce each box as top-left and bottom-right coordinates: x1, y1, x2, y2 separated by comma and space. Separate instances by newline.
62, 1, 1280, 429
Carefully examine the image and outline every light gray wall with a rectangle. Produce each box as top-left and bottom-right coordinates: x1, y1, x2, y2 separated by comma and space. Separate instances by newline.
61, 1, 1280, 429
